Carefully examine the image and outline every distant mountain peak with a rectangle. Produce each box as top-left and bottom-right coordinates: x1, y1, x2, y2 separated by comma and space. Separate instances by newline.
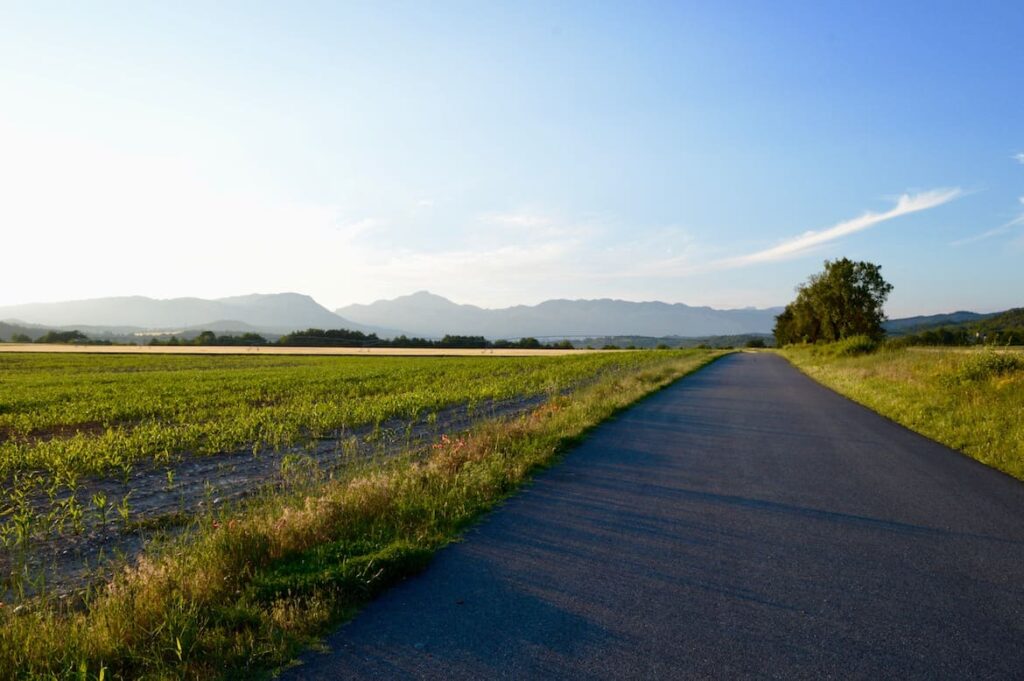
404, 290, 449, 299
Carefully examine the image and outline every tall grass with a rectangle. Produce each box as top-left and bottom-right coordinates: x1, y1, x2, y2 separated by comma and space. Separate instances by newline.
0, 350, 722, 679
781, 345, 1024, 480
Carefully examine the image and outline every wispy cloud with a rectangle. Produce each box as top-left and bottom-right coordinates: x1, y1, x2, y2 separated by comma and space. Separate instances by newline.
713, 188, 962, 269
950, 215, 1024, 246
954, 146, 1024, 246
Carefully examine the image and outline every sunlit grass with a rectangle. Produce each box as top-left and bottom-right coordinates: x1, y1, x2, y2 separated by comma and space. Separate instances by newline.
780, 345, 1024, 480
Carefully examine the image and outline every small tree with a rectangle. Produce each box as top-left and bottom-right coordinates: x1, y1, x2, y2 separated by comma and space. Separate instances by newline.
774, 258, 893, 345
193, 331, 218, 346
35, 330, 89, 344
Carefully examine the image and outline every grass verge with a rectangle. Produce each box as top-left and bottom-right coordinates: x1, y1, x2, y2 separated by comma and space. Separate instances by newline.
0, 349, 723, 680
779, 344, 1024, 480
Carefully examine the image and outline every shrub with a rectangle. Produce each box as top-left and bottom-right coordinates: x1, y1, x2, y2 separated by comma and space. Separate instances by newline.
809, 335, 878, 357
954, 351, 1024, 382
835, 335, 878, 356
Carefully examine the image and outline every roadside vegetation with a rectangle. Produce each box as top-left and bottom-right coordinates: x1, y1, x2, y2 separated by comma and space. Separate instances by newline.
781, 343, 1024, 480
0, 349, 721, 679
774, 259, 1024, 480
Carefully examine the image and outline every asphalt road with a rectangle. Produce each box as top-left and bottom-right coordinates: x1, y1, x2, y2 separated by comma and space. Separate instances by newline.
281, 352, 1024, 680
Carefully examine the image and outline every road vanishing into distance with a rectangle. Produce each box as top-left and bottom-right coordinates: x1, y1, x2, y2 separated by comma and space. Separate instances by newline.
282, 353, 1024, 680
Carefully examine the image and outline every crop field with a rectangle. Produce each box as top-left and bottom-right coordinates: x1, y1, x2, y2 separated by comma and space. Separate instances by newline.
0, 352, 623, 480
0, 348, 721, 678
781, 344, 1024, 480
0, 351, 698, 596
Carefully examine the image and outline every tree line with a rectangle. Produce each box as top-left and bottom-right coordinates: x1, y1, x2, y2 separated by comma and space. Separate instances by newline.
889, 308, 1024, 347
146, 328, 576, 350
5, 330, 112, 345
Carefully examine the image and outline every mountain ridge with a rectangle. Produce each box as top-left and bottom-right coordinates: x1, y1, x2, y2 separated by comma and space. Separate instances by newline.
3, 290, 1007, 342
337, 291, 785, 338
881, 310, 997, 335
0, 293, 388, 335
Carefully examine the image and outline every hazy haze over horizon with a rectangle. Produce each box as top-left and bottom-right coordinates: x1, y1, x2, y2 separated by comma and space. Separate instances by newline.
2, 2, 1021, 317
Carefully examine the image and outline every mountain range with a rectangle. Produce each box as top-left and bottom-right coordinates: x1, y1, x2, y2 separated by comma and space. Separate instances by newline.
881, 310, 997, 335
0, 293, 386, 335
3, 291, 999, 342
1, 291, 784, 339
336, 291, 783, 338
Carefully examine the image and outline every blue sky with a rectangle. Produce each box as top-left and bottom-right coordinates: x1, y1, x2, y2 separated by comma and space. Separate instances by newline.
1, 1, 1021, 316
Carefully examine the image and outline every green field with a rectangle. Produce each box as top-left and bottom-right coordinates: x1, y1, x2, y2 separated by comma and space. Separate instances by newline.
0, 352, 644, 479
0, 351, 690, 553
780, 345, 1024, 480
0, 349, 720, 679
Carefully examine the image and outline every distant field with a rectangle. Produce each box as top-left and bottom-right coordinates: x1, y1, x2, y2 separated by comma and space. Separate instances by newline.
781, 345, 1024, 480
0, 342, 590, 356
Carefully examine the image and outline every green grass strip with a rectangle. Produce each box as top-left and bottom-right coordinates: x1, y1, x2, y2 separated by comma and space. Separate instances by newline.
779, 345, 1024, 481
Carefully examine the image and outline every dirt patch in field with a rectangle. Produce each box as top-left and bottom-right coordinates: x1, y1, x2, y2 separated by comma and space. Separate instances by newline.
0, 421, 113, 444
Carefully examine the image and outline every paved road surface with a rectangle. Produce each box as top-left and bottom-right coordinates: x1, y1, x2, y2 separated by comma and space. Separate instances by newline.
281, 353, 1024, 679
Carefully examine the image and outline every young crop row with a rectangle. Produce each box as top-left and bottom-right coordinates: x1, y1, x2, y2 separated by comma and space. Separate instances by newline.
0, 351, 677, 558
1, 353, 640, 475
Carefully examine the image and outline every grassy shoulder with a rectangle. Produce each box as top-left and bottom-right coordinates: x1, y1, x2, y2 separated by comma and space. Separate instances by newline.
0, 349, 723, 680
779, 341, 1024, 481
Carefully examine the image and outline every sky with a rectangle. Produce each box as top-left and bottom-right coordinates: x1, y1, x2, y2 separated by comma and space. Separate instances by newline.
1, 1, 1021, 317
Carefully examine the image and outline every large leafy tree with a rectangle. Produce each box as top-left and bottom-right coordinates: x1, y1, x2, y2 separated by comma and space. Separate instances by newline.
774, 258, 893, 345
